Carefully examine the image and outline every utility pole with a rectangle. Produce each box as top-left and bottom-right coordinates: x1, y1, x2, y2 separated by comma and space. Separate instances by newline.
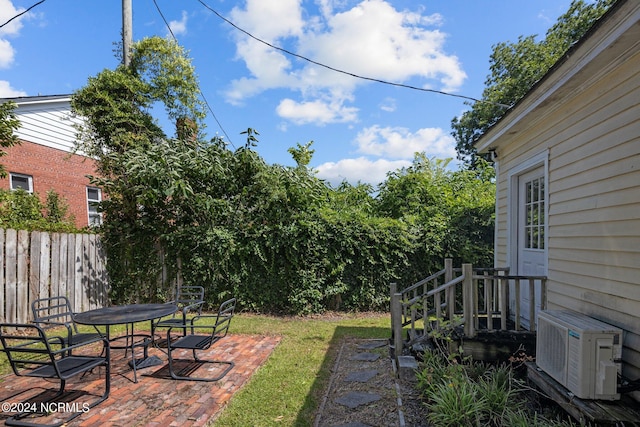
122, 0, 132, 66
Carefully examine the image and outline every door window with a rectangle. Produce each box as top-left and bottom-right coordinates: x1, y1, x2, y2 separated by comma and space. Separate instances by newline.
524, 176, 545, 249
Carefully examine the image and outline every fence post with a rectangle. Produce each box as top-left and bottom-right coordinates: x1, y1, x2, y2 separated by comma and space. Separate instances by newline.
500, 275, 508, 330
514, 278, 521, 331
528, 278, 536, 332
444, 258, 454, 320
390, 283, 403, 360
485, 270, 493, 331
462, 263, 475, 338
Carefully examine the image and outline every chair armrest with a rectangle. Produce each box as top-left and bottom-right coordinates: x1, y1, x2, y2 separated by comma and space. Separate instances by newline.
180, 300, 205, 316
34, 319, 73, 329
190, 314, 218, 324
9, 335, 65, 350
51, 334, 109, 357
33, 320, 76, 341
47, 336, 66, 347
165, 317, 216, 333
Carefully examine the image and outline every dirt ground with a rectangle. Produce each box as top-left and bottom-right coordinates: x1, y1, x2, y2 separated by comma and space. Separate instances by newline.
314, 338, 428, 427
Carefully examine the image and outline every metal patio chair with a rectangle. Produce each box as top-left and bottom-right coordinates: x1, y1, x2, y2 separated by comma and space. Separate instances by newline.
165, 297, 236, 381
31, 296, 102, 355
0, 323, 110, 427
152, 285, 205, 343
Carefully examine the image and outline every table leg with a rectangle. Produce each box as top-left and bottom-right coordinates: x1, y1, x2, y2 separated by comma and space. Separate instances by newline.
125, 322, 164, 383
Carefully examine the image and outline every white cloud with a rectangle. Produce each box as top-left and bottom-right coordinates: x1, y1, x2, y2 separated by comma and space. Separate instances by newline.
0, 80, 27, 97
379, 98, 396, 112
315, 157, 411, 187
355, 125, 457, 159
0, 0, 25, 69
276, 98, 358, 124
301, 1, 463, 90
313, 123, 459, 186
229, 0, 305, 41
225, 0, 466, 125
0, 39, 15, 69
169, 11, 188, 36
0, 1, 24, 36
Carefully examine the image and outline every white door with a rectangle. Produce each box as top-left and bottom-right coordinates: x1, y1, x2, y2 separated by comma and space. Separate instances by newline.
516, 168, 547, 328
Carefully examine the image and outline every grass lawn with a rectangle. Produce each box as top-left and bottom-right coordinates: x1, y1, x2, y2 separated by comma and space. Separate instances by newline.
215, 312, 391, 426
0, 312, 391, 426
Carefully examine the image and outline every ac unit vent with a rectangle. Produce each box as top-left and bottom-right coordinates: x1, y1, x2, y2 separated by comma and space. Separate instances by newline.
536, 310, 622, 400
537, 314, 567, 383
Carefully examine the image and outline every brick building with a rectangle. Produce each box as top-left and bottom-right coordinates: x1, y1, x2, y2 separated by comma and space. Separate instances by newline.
1, 95, 102, 228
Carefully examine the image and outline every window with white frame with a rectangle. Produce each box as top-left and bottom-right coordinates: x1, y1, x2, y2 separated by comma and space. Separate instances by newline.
10, 173, 33, 193
524, 176, 545, 249
87, 187, 102, 226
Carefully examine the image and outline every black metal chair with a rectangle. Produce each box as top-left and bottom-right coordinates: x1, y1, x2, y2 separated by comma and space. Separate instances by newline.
165, 297, 236, 381
152, 285, 205, 342
0, 323, 110, 427
31, 296, 102, 354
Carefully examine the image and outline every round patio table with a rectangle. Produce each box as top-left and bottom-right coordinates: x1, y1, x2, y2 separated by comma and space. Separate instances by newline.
74, 303, 177, 382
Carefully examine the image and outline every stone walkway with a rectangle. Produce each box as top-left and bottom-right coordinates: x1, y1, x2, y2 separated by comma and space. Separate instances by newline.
314, 339, 422, 427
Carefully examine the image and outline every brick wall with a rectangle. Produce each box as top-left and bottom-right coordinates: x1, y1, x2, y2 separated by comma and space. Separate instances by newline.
1, 140, 101, 229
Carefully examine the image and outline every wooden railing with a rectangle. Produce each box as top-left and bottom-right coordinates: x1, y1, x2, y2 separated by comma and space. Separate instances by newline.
391, 259, 547, 359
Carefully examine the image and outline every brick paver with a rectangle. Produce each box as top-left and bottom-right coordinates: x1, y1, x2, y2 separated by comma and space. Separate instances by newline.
0, 333, 281, 426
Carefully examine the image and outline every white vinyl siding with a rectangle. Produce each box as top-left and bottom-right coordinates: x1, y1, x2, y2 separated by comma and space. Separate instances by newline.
13, 97, 82, 153
484, 4, 640, 392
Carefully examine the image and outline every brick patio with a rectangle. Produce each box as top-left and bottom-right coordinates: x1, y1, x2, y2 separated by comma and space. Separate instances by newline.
0, 333, 281, 426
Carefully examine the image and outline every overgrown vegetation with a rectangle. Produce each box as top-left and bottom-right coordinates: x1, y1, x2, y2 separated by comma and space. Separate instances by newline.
71, 37, 495, 314
0, 100, 20, 179
415, 320, 577, 427
416, 350, 579, 426
0, 188, 80, 232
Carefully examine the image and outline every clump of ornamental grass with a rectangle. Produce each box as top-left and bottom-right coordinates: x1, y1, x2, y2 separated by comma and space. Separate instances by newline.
415, 348, 578, 427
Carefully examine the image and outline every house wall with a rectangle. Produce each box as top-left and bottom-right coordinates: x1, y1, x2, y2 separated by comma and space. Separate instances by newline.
494, 47, 640, 384
1, 96, 101, 229
1, 140, 99, 229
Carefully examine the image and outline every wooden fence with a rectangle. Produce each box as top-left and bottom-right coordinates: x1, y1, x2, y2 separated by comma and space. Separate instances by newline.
0, 228, 109, 323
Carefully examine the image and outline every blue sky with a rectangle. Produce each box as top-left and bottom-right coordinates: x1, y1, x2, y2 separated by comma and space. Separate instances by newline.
1, 0, 572, 187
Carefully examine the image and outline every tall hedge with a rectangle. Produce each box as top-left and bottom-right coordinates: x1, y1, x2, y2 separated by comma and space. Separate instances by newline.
71, 36, 495, 314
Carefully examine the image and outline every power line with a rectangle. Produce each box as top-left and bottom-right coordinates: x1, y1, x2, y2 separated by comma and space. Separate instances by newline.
0, 0, 47, 29
195, 0, 511, 109
151, 0, 235, 147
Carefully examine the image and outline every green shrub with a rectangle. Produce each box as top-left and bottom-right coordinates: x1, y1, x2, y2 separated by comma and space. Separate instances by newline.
0, 189, 79, 232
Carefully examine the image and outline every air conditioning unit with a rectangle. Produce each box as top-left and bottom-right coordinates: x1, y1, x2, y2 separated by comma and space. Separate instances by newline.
536, 310, 622, 400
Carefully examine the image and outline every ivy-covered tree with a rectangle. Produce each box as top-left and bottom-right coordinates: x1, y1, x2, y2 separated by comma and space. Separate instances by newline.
451, 0, 615, 166
71, 36, 208, 302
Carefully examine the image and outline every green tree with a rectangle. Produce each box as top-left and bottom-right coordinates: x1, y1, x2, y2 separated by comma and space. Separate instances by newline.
0, 101, 21, 178
376, 154, 495, 279
72, 35, 496, 313
72, 36, 208, 302
451, 0, 615, 166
